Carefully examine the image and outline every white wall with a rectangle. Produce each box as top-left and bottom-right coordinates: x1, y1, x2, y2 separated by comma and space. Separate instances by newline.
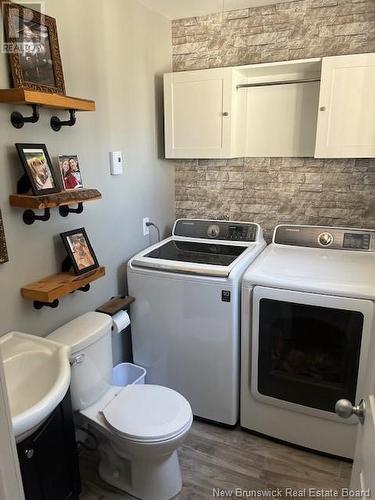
0, 0, 174, 336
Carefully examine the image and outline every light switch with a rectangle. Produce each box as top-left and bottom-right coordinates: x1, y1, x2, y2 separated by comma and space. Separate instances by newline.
110, 152, 123, 175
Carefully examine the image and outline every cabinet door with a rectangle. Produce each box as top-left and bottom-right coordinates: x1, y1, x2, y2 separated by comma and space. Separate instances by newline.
17, 391, 80, 500
164, 68, 233, 159
315, 53, 375, 158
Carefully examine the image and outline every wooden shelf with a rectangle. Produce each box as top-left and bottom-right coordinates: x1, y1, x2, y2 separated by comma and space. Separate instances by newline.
21, 266, 106, 304
0, 88, 95, 111
96, 296, 135, 316
10, 188, 102, 210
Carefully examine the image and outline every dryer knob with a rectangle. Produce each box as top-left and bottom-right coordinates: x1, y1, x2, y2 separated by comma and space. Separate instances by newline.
318, 232, 333, 247
207, 224, 220, 239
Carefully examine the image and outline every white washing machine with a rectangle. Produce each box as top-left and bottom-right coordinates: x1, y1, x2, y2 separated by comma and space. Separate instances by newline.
241, 224, 375, 458
128, 219, 266, 426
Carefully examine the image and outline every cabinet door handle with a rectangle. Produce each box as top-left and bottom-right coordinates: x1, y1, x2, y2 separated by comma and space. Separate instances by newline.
222, 112, 229, 116
320, 106, 326, 111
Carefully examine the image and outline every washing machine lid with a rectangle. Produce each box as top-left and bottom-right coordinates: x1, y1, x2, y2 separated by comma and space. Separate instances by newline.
101, 385, 192, 442
130, 220, 265, 278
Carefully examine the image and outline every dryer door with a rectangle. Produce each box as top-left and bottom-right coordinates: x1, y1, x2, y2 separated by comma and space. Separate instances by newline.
251, 286, 374, 421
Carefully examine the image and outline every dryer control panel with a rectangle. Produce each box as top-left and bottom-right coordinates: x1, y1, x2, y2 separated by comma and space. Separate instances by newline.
174, 219, 258, 242
274, 225, 375, 251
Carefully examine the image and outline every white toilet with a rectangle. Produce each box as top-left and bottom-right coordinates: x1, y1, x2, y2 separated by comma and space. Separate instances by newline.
49, 312, 193, 500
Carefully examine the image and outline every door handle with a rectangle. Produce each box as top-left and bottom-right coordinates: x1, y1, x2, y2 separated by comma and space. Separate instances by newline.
335, 399, 366, 424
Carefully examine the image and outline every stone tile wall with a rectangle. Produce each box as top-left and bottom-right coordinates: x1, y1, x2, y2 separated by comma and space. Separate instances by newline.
172, 0, 375, 240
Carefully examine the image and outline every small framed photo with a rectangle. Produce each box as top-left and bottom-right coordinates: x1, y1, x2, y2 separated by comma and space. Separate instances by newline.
60, 228, 99, 276
58, 155, 83, 190
16, 143, 60, 195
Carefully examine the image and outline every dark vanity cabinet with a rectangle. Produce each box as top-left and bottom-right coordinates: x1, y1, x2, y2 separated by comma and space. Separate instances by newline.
17, 390, 81, 500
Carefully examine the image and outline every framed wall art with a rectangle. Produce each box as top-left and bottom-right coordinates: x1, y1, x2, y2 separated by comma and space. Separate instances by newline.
60, 228, 99, 276
2, 2, 66, 94
16, 143, 60, 195
0, 210, 9, 264
58, 155, 84, 190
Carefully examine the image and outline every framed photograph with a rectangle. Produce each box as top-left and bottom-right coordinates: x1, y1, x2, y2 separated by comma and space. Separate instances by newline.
58, 155, 83, 190
60, 228, 99, 276
2, 2, 65, 94
0, 210, 9, 264
16, 143, 60, 195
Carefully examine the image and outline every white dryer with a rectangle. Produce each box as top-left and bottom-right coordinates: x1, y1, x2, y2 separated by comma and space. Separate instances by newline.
128, 219, 266, 426
241, 224, 375, 458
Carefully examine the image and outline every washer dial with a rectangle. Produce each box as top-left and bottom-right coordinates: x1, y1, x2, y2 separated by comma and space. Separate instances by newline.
318, 232, 334, 247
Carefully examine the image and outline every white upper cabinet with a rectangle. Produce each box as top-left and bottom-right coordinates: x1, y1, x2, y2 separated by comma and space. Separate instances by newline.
163, 53, 375, 159
164, 68, 246, 159
315, 53, 375, 158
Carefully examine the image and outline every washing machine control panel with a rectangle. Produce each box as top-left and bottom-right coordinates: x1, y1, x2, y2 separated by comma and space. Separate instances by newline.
274, 225, 375, 251
174, 220, 258, 242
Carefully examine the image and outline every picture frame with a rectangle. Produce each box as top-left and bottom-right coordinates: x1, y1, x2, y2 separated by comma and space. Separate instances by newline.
60, 228, 99, 276
58, 155, 84, 190
0, 210, 9, 264
2, 2, 66, 94
16, 143, 60, 195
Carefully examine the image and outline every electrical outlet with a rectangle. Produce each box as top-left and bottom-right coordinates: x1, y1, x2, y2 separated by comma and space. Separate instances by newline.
143, 217, 150, 236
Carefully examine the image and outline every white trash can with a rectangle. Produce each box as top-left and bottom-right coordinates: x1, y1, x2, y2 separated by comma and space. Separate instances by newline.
112, 362, 146, 386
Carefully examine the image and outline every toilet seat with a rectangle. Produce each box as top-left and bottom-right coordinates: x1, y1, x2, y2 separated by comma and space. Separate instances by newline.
101, 384, 192, 443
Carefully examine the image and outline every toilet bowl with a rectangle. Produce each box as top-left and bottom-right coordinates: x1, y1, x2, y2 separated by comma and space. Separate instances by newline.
49, 312, 193, 500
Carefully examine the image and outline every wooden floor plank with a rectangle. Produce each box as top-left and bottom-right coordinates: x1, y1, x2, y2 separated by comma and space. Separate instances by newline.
79, 421, 351, 500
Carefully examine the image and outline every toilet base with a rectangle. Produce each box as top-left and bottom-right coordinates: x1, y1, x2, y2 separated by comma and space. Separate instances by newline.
98, 441, 183, 500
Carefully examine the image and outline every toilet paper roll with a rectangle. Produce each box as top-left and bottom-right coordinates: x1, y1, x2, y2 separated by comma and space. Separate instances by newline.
112, 310, 131, 334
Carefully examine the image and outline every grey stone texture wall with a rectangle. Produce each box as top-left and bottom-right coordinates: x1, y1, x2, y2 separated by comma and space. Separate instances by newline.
172, 0, 375, 240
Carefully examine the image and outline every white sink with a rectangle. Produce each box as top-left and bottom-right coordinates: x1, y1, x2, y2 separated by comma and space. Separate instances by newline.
0, 332, 71, 442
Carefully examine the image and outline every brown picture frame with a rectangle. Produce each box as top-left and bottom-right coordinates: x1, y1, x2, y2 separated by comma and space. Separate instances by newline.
2, 2, 65, 94
0, 210, 9, 264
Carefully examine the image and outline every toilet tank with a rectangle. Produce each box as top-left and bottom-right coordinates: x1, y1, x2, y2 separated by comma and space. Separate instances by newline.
48, 312, 113, 411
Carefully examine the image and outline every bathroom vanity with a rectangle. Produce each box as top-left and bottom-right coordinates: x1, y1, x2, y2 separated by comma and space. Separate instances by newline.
17, 390, 81, 500
0, 332, 80, 500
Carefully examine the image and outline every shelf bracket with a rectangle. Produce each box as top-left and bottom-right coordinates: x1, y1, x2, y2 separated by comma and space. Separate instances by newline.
33, 299, 59, 310
11, 104, 40, 129
50, 109, 76, 131
69, 283, 91, 294
23, 208, 51, 225
59, 202, 84, 218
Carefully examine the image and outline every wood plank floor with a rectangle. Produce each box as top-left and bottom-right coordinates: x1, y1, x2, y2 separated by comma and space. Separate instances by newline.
79, 420, 352, 500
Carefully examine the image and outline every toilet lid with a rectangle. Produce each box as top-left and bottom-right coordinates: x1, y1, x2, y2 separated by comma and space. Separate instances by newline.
101, 384, 192, 442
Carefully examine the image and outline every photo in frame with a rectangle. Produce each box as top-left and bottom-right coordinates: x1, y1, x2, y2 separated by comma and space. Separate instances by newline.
58, 155, 83, 190
0, 210, 9, 264
2, 2, 65, 94
16, 143, 60, 195
60, 228, 99, 276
